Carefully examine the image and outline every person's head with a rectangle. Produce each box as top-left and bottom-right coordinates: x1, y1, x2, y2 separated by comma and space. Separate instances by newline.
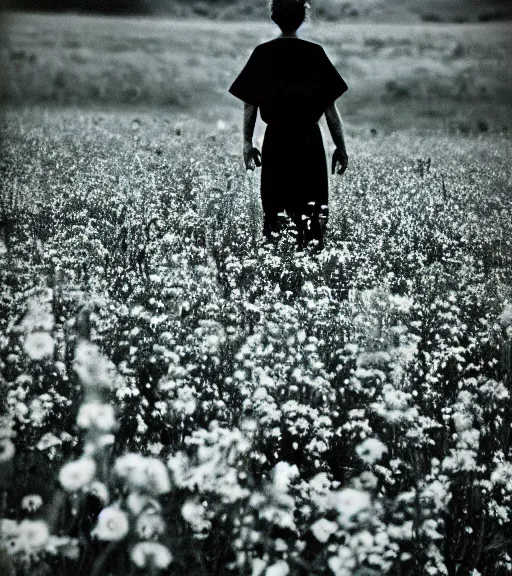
271, 0, 310, 33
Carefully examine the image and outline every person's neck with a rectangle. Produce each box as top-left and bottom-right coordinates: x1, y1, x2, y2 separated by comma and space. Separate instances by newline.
280, 30, 299, 38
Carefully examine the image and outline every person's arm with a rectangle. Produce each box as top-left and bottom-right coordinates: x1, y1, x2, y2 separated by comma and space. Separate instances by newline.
243, 103, 261, 171
325, 102, 348, 175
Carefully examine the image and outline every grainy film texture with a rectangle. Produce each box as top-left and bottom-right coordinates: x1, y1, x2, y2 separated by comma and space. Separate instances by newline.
0, 1, 511, 576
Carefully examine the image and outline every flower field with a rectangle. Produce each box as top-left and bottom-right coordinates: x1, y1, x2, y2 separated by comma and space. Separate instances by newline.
1, 108, 512, 575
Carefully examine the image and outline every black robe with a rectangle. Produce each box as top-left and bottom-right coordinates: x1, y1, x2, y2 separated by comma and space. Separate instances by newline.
229, 37, 348, 249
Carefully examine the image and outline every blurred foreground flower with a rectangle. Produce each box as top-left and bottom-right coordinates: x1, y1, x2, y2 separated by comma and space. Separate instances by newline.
266, 560, 290, 576
92, 507, 129, 541
0, 439, 15, 463
130, 541, 173, 570
135, 509, 166, 540
498, 304, 512, 327
59, 458, 96, 492
23, 332, 54, 360
74, 341, 117, 390
310, 518, 338, 543
116, 455, 171, 495
77, 402, 116, 432
329, 488, 371, 528
273, 462, 299, 493
18, 520, 50, 551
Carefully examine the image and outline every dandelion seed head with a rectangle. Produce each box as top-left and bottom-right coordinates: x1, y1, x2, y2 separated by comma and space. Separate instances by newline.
92, 507, 130, 541
18, 520, 50, 550
59, 458, 96, 492
24, 332, 54, 360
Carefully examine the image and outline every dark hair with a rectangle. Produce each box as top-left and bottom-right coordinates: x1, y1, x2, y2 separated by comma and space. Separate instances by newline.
271, 0, 310, 32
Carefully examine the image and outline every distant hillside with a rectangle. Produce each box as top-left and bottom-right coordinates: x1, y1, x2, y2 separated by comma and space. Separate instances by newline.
2, 0, 512, 22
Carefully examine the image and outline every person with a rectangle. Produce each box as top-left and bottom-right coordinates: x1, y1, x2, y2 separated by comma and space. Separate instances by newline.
229, 0, 349, 252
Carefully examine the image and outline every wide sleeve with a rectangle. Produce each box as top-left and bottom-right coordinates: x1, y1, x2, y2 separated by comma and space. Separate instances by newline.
229, 47, 262, 107
316, 46, 348, 109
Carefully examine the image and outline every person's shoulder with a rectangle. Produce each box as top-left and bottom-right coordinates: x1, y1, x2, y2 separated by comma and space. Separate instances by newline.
299, 38, 324, 49
257, 37, 325, 52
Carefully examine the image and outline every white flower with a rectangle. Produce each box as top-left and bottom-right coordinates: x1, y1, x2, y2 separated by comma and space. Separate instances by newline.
74, 341, 117, 389
182, 500, 211, 533
328, 546, 356, 576
135, 510, 166, 539
44, 535, 80, 559
130, 542, 173, 569
37, 433, 61, 451
18, 520, 50, 550
453, 411, 473, 432
172, 386, 196, 415
148, 442, 164, 456
59, 458, 96, 492
251, 558, 267, 576
491, 462, 512, 486
356, 438, 388, 464
498, 304, 512, 327
114, 453, 146, 478
1, 520, 21, 556
1, 519, 19, 538
128, 458, 171, 496
388, 521, 414, 540
126, 492, 161, 516
24, 332, 54, 360
273, 462, 299, 493
310, 518, 338, 543
329, 488, 371, 526
253, 387, 268, 401
355, 471, 378, 490
21, 494, 43, 513
266, 560, 290, 576
0, 438, 15, 462
92, 507, 129, 541
21, 293, 54, 332
77, 402, 116, 432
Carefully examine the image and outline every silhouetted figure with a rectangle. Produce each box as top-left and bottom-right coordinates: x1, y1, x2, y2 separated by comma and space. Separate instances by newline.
229, 0, 349, 252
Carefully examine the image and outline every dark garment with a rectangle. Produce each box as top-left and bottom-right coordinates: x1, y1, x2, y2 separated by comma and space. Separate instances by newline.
229, 38, 347, 250
261, 122, 329, 249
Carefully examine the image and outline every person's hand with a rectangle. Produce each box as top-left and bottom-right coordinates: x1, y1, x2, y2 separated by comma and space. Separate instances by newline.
244, 142, 262, 171
332, 148, 348, 175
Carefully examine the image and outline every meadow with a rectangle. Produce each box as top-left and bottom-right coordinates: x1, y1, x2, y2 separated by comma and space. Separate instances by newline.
1, 13, 512, 130
1, 12, 512, 576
